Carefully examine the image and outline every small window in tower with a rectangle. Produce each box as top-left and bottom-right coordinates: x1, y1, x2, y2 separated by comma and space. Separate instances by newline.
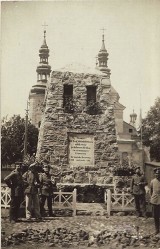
86, 86, 96, 106
129, 129, 133, 133
63, 85, 73, 113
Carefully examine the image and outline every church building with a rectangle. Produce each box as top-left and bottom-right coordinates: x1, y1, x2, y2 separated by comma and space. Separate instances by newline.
29, 29, 143, 178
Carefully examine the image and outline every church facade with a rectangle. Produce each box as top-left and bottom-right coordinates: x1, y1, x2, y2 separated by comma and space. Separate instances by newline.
29, 30, 143, 176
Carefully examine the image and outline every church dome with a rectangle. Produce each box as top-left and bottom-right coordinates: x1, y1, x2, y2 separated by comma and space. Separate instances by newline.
37, 64, 51, 69
98, 51, 108, 57
98, 47, 108, 56
130, 111, 137, 118
39, 46, 49, 56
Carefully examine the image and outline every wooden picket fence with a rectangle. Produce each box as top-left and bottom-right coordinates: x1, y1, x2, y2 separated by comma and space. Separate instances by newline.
1, 184, 11, 209
2, 184, 135, 217
1, 184, 77, 216
53, 189, 77, 216
105, 189, 135, 216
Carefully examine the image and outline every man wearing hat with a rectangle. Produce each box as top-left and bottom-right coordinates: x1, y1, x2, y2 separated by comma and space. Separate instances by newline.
22, 162, 41, 220
130, 166, 147, 217
4, 162, 24, 223
150, 168, 160, 235
39, 164, 56, 217
39, 163, 73, 216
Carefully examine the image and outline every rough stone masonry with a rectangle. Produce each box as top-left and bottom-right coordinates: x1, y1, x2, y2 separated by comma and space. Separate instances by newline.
36, 70, 120, 175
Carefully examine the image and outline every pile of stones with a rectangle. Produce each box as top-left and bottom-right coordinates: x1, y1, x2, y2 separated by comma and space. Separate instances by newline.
2, 226, 160, 248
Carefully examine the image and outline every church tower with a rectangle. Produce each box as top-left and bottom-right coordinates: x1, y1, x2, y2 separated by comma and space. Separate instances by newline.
130, 110, 137, 127
97, 32, 111, 78
29, 29, 51, 128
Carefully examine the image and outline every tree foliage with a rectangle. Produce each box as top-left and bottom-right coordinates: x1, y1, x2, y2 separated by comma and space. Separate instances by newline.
1, 115, 39, 165
142, 97, 160, 161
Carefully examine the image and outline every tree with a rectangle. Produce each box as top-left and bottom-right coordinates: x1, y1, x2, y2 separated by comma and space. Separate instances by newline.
1, 115, 39, 165
142, 97, 160, 161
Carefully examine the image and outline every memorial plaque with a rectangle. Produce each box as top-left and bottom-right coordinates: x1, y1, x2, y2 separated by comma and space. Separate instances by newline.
68, 133, 94, 167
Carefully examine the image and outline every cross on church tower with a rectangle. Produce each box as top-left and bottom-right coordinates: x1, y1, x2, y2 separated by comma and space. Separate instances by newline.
100, 28, 106, 42
42, 22, 48, 38
42, 22, 48, 31
101, 28, 106, 34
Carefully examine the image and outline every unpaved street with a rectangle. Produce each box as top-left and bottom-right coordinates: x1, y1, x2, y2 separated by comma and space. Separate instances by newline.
1, 215, 160, 249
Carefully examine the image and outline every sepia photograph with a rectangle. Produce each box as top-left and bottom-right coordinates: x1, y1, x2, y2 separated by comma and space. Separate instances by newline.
1, 1, 160, 248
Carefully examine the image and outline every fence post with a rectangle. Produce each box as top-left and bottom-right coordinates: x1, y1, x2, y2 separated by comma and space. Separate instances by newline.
107, 189, 111, 216
72, 188, 77, 216
5, 188, 8, 209
104, 189, 107, 203
122, 190, 124, 211
59, 190, 62, 205
25, 195, 28, 218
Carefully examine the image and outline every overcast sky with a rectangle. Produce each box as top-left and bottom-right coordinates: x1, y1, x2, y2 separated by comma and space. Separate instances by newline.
1, 0, 160, 123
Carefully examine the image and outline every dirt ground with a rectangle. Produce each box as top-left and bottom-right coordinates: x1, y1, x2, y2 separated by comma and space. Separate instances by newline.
1, 213, 160, 249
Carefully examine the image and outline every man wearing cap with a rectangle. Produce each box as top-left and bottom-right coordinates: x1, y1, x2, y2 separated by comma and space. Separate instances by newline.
150, 168, 160, 235
22, 162, 41, 220
130, 166, 147, 217
4, 162, 24, 223
39, 164, 73, 216
39, 164, 56, 217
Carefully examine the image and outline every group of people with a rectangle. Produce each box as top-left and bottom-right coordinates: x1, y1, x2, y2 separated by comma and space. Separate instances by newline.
130, 166, 160, 235
4, 162, 58, 223
4, 162, 160, 235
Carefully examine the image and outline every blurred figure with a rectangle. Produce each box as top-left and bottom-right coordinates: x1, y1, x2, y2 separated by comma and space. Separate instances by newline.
23, 162, 41, 220
130, 166, 147, 217
4, 162, 24, 223
150, 168, 160, 235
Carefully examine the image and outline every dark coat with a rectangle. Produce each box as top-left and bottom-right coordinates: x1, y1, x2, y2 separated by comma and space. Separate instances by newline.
4, 170, 24, 197
130, 174, 147, 195
150, 178, 160, 205
22, 171, 40, 195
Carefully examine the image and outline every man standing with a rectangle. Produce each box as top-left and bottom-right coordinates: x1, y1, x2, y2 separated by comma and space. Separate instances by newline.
4, 162, 24, 223
130, 166, 147, 217
39, 164, 56, 217
39, 164, 73, 216
150, 168, 160, 235
23, 162, 41, 220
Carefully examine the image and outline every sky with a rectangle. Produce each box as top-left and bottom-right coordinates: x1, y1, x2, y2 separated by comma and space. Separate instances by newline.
1, 0, 160, 123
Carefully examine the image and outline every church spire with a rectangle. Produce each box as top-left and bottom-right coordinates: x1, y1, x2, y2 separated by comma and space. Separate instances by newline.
42, 30, 47, 46
101, 33, 106, 50
97, 29, 111, 78
42, 23, 48, 46
36, 28, 51, 83
29, 26, 52, 128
